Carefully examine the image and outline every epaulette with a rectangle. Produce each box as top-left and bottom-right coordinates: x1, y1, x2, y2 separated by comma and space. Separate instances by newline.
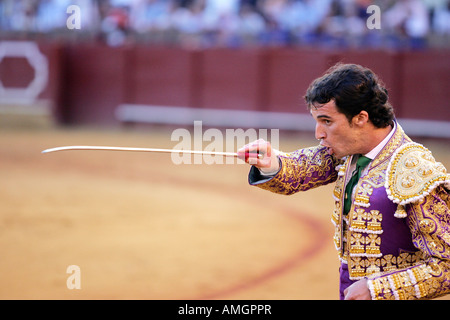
385, 142, 449, 217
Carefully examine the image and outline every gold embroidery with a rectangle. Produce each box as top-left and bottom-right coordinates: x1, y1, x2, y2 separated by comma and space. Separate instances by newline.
401, 174, 416, 188
366, 234, 381, 256
350, 208, 366, 231
381, 255, 397, 272
256, 146, 339, 195
351, 257, 366, 278
349, 251, 423, 281
394, 204, 407, 218
367, 210, 382, 233
343, 124, 414, 279
385, 143, 449, 206
367, 183, 450, 299
331, 157, 351, 260
354, 183, 373, 207
350, 233, 365, 256
404, 156, 419, 168
369, 277, 394, 299
367, 261, 445, 300
366, 258, 381, 275
419, 218, 436, 234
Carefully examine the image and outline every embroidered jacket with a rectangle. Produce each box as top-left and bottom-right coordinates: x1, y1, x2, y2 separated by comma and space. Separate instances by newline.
248, 123, 450, 300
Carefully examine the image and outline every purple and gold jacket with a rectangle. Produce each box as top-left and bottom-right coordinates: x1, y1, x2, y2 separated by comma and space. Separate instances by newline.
248, 123, 450, 300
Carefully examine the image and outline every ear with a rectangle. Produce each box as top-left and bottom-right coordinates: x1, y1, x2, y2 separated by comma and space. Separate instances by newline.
352, 111, 369, 127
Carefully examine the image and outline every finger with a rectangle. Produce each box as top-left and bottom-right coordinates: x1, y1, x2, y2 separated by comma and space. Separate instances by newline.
343, 287, 349, 300
343, 285, 357, 300
254, 142, 273, 168
236, 150, 261, 163
248, 156, 259, 165
237, 140, 269, 163
237, 140, 261, 156
249, 140, 271, 158
250, 155, 271, 167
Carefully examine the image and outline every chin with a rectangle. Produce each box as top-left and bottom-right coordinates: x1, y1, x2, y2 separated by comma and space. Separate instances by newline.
333, 152, 347, 160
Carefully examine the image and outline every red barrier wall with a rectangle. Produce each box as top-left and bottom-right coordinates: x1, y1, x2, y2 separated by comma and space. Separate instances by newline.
399, 51, 450, 120
0, 41, 63, 117
39, 43, 66, 122
130, 47, 198, 108
264, 48, 334, 113
197, 48, 265, 111
1, 41, 449, 126
61, 43, 128, 125
0, 57, 34, 87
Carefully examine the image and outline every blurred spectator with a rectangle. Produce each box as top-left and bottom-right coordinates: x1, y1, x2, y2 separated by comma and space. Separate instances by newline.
432, 1, 450, 35
36, 0, 69, 32
320, 0, 367, 47
2, 0, 40, 32
0, 0, 449, 49
237, 2, 266, 44
384, 0, 430, 48
129, 0, 172, 33
101, 6, 130, 46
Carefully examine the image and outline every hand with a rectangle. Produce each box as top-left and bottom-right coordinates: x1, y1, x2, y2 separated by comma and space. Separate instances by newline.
237, 139, 279, 173
344, 279, 371, 300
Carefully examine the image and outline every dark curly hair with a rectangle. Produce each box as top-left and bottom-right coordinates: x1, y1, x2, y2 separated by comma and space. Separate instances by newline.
304, 63, 395, 128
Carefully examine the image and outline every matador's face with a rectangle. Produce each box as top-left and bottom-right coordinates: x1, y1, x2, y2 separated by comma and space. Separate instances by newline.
310, 100, 364, 159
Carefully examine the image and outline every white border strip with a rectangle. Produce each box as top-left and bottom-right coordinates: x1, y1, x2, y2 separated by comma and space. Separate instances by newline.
395, 118, 450, 139
0, 41, 49, 105
116, 104, 315, 131
115, 104, 450, 138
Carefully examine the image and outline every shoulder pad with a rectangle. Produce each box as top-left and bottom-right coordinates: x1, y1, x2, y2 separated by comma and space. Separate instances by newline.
385, 142, 449, 205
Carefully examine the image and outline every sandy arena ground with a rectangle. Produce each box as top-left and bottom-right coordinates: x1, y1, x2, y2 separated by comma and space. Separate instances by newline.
1, 113, 449, 300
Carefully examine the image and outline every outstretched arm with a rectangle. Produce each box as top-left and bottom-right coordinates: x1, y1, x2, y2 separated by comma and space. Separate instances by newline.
238, 140, 340, 195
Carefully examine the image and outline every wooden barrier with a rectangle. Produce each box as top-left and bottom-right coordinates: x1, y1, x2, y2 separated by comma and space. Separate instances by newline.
1, 41, 449, 131
60, 43, 128, 125
39, 42, 66, 122
0, 41, 63, 117
264, 48, 334, 114
130, 46, 198, 108
399, 50, 450, 120
197, 48, 265, 111
0, 56, 34, 88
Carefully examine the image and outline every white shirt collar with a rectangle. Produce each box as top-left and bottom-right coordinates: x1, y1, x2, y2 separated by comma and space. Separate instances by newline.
364, 121, 397, 160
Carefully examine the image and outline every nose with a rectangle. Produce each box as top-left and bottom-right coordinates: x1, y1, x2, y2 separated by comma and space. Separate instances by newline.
315, 123, 326, 141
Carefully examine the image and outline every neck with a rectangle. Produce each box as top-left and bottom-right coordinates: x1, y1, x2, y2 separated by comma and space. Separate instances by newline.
360, 124, 393, 155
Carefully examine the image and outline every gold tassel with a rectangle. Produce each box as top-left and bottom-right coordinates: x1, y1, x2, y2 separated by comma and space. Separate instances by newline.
394, 204, 407, 218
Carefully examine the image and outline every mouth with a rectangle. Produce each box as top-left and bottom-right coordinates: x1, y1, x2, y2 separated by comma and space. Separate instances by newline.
320, 142, 334, 155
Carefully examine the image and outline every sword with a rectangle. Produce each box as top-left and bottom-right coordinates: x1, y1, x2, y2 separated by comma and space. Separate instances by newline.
41, 145, 263, 159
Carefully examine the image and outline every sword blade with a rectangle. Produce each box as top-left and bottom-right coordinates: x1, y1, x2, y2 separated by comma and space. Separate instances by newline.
41, 145, 262, 159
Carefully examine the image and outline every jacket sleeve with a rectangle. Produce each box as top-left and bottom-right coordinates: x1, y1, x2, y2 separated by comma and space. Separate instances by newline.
248, 145, 340, 195
367, 185, 450, 300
